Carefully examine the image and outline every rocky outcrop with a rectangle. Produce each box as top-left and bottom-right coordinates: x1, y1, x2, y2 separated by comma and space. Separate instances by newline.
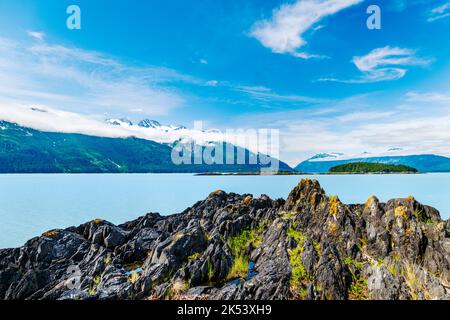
0, 179, 449, 300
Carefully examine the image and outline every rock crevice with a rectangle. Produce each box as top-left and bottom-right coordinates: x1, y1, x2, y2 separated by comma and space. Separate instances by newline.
0, 179, 449, 300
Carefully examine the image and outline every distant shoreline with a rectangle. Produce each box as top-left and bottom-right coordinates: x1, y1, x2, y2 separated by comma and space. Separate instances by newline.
0, 171, 433, 175
195, 171, 304, 176
316, 171, 422, 175
195, 171, 422, 176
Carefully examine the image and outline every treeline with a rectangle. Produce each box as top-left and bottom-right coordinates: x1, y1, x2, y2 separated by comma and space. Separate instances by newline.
329, 162, 418, 173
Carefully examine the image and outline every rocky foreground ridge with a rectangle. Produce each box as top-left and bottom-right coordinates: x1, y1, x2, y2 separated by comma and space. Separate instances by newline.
1, 179, 449, 300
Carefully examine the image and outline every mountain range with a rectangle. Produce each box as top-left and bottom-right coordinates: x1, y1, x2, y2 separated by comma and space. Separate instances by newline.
2, 118, 450, 173
106, 118, 187, 132
0, 120, 291, 173
296, 153, 450, 173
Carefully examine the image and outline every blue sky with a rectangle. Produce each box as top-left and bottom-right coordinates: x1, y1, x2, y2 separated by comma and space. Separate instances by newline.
0, 0, 449, 165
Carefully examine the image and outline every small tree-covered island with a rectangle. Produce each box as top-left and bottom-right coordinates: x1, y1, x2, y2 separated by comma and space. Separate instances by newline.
329, 162, 418, 174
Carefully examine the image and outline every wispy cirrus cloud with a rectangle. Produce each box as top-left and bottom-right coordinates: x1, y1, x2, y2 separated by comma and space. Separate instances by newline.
387, 0, 428, 12
27, 30, 45, 41
406, 91, 450, 103
320, 46, 432, 83
428, 2, 450, 22
205, 80, 219, 87
0, 32, 206, 118
235, 85, 328, 104
249, 0, 363, 59
230, 90, 450, 165
336, 110, 397, 122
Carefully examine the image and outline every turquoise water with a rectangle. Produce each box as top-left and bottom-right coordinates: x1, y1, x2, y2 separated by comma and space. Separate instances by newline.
0, 173, 449, 249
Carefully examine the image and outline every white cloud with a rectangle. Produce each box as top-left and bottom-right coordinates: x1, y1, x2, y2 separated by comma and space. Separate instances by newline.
3, 88, 450, 167
205, 80, 219, 87
321, 46, 432, 83
406, 91, 450, 103
249, 0, 362, 59
428, 2, 450, 22
352, 47, 433, 82
280, 112, 450, 165
0, 103, 130, 139
0, 35, 203, 119
312, 24, 326, 32
231, 92, 450, 165
0, 103, 277, 157
27, 31, 45, 41
235, 85, 327, 104
336, 111, 397, 122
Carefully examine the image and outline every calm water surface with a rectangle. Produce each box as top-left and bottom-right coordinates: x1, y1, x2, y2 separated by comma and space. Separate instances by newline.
0, 173, 449, 248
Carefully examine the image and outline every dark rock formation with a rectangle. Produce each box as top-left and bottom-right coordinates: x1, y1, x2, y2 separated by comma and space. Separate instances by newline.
0, 179, 449, 300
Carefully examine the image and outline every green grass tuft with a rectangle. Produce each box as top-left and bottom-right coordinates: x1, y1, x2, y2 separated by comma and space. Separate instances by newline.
226, 227, 264, 280
344, 257, 368, 300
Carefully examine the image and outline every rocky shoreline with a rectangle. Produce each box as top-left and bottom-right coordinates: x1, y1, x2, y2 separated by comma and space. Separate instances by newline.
1, 179, 449, 300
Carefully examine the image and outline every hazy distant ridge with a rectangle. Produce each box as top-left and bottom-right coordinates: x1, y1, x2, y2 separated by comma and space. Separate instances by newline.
296, 154, 450, 173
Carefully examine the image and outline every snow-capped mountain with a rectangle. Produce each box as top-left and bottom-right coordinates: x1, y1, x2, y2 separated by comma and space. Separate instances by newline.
138, 119, 187, 131
307, 149, 408, 163
106, 118, 133, 127
103, 117, 276, 158
295, 149, 450, 173
137, 119, 161, 128
104, 117, 214, 147
0, 120, 293, 173
308, 153, 344, 161
108, 118, 187, 132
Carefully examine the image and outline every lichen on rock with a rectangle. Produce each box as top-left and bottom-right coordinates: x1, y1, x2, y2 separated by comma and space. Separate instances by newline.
0, 179, 448, 300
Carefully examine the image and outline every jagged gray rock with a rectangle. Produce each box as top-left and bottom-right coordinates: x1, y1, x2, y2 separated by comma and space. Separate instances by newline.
0, 179, 448, 300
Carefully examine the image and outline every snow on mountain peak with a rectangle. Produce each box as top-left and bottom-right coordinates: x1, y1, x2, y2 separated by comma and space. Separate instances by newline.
101, 117, 269, 157
106, 118, 133, 127
308, 153, 343, 161
308, 148, 413, 162
138, 119, 161, 128
107, 118, 188, 133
